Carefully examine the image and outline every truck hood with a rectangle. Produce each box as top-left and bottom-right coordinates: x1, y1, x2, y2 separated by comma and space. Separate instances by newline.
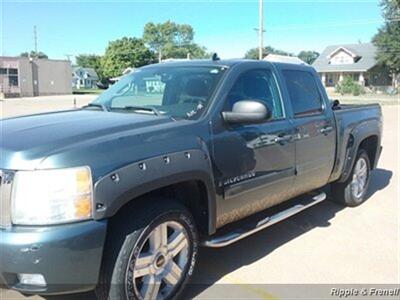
0, 110, 173, 170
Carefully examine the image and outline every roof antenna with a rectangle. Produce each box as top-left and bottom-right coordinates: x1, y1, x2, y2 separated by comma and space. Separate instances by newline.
212, 53, 220, 61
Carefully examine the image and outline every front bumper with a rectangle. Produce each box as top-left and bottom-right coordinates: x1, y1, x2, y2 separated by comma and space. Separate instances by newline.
0, 220, 107, 295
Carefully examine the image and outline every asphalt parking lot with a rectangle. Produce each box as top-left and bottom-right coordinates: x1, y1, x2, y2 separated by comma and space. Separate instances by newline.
0, 95, 399, 299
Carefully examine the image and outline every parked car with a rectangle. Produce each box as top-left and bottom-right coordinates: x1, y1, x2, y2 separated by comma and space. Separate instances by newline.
0, 59, 382, 299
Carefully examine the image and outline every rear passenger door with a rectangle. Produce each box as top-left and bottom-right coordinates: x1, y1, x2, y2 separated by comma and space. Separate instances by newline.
281, 69, 336, 194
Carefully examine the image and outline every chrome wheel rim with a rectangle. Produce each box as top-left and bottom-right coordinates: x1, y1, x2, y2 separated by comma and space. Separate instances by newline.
131, 221, 189, 300
351, 157, 368, 199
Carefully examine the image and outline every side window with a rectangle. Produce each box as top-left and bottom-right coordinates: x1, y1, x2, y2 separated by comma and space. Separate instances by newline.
282, 70, 323, 116
225, 69, 284, 119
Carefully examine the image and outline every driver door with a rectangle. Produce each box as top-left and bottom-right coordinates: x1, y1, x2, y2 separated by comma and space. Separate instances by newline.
211, 68, 296, 227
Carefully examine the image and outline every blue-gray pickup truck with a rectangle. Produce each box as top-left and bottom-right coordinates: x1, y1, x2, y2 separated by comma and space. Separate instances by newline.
0, 59, 382, 299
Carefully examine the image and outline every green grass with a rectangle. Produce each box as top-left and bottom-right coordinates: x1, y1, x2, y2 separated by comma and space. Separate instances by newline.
73, 88, 103, 95
327, 92, 399, 106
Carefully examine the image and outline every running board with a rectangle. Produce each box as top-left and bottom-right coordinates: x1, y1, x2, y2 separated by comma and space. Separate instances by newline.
203, 192, 326, 248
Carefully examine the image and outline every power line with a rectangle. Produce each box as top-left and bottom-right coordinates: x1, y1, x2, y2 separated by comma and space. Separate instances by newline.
1, 0, 385, 3
269, 17, 400, 31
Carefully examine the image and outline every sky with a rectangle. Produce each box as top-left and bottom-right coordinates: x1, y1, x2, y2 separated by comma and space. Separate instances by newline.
2, 0, 384, 60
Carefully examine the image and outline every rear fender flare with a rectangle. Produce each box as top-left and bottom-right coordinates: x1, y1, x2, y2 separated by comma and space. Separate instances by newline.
338, 122, 380, 182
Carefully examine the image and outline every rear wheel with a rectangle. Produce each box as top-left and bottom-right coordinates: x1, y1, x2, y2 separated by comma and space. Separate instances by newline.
96, 200, 198, 300
331, 149, 370, 207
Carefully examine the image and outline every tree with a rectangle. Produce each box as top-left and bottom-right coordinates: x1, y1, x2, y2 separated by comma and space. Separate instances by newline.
75, 54, 103, 79
297, 50, 320, 64
100, 37, 156, 78
76, 54, 101, 68
244, 46, 292, 59
20, 51, 48, 59
162, 42, 208, 59
372, 0, 400, 87
143, 21, 207, 61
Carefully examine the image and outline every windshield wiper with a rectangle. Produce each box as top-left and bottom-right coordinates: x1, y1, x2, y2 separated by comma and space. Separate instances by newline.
81, 103, 108, 112
122, 105, 162, 117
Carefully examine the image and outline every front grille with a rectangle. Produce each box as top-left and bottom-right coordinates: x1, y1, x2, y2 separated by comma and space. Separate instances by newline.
0, 170, 13, 228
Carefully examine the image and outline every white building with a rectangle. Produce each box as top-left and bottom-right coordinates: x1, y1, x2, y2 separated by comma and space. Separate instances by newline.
72, 67, 99, 89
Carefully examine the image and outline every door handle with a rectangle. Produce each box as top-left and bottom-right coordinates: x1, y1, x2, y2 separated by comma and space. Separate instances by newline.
320, 126, 334, 135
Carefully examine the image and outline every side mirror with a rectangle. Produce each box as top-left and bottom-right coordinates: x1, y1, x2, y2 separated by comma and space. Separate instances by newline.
222, 100, 271, 124
331, 99, 341, 110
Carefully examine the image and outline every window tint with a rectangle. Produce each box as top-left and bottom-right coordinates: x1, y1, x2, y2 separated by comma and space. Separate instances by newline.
282, 70, 323, 116
225, 69, 284, 119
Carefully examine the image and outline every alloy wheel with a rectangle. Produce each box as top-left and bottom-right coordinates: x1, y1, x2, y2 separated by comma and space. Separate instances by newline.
351, 157, 368, 199
128, 221, 190, 300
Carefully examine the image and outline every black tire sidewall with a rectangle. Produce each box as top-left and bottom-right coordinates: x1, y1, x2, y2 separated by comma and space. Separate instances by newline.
344, 150, 371, 206
105, 202, 198, 300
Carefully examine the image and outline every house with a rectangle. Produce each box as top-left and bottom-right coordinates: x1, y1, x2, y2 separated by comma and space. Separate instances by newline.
312, 43, 392, 88
0, 56, 72, 98
72, 67, 99, 89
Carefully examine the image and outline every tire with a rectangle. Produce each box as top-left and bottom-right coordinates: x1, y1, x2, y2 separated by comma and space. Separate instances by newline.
95, 199, 198, 300
331, 149, 371, 207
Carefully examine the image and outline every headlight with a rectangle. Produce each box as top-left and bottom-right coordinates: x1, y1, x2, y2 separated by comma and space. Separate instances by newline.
11, 167, 93, 225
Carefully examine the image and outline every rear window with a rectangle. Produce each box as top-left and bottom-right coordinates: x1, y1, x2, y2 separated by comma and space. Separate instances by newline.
283, 70, 323, 116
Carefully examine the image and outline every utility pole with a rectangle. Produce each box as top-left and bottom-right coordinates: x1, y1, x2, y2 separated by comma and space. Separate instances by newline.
34, 25, 38, 54
258, 0, 264, 60
64, 54, 73, 62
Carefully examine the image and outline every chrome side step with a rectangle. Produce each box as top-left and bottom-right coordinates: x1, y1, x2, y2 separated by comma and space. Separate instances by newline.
203, 192, 326, 248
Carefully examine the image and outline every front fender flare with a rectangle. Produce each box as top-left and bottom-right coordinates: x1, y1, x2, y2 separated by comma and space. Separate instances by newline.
93, 149, 217, 233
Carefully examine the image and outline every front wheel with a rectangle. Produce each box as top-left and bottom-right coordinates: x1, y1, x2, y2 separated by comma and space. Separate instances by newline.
96, 200, 198, 300
331, 149, 371, 207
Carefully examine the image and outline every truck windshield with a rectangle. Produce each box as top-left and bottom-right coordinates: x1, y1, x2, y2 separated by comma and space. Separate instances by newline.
93, 65, 227, 120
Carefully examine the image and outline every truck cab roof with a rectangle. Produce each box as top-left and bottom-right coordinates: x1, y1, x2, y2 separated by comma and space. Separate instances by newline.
142, 58, 316, 72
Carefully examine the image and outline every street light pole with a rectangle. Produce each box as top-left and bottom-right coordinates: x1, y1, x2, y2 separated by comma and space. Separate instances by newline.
258, 0, 264, 60
34, 25, 38, 54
